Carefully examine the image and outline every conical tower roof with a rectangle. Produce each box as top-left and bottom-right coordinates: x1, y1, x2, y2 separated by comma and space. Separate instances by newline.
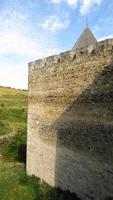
72, 26, 97, 50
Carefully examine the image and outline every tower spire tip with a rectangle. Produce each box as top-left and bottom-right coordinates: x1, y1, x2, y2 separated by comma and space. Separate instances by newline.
85, 16, 88, 28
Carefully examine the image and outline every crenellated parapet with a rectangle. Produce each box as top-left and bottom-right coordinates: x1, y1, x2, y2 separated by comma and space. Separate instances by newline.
29, 39, 113, 71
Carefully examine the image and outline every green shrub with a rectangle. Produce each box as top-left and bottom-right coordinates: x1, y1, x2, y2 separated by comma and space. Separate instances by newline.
18, 170, 28, 185
43, 186, 58, 200
28, 176, 44, 200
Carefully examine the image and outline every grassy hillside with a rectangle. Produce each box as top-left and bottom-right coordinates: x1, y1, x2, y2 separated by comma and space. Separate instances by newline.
0, 86, 32, 200
0, 86, 27, 136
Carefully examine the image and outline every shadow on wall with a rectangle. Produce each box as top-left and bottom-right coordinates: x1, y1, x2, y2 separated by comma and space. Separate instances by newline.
52, 63, 113, 199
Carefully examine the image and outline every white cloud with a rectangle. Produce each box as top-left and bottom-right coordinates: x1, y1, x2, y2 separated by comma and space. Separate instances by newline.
0, 9, 31, 56
38, 14, 70, 33
66, 0, 78, 7
0, 30, 32, 56
0, 27, 60, 60
49, 0, 104, 14
0, 9, 27, 32
0, 27, 60, 89
93, 16, 113, 41
80, 0, 103, 15
0, 8, 63, 57
0, 61, 28, 89
0, 8, 61, 89
50, 0, 78, 6
50, 0, 61, 3
98, 34, 113, 41
0, 9, 62, 58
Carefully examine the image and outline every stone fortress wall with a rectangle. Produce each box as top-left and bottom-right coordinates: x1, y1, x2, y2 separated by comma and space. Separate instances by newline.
27, 39, 113, 200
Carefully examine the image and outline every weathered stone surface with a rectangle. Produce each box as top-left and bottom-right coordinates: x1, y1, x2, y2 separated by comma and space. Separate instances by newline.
27, 39, 113, 200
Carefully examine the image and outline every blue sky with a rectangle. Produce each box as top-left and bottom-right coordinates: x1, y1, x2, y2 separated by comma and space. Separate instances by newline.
0, 0, 113, 89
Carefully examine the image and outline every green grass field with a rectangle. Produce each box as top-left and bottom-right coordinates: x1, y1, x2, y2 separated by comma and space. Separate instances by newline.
0, 86, 27, 136
0, 86, 31, 200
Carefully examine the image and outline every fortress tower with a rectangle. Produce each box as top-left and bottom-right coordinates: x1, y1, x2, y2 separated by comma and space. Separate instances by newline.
72, 26, 97, 50
27, 25, 113, 200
